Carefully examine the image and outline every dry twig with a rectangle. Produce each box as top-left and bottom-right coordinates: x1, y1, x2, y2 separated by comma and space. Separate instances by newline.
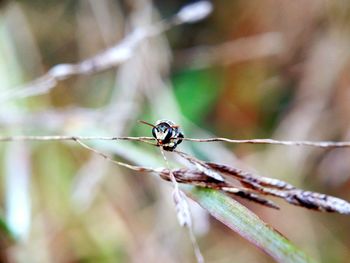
183, 138, 350, 148
72, 140, 350, 215
2, 135, 350, 149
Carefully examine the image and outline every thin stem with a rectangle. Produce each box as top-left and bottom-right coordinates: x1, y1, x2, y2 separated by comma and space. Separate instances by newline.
159, 148, 205, 263
1, 135, 350, 148
159, 148, 179, 190
74, 139, 155, 173
188, 226, 205, 263
0, 135, 154, 142
182, 138, 350, 148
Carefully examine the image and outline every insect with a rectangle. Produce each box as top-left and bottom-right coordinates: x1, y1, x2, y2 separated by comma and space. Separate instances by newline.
139, 120, 184, 151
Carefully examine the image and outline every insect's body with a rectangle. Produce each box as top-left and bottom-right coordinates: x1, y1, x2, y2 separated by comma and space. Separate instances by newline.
151, 120, 184, 151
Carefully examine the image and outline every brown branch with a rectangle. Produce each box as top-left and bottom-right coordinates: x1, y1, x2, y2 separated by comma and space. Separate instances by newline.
205, 162, 350, 214
72, 138, 350, 214
73, 140, 279, 210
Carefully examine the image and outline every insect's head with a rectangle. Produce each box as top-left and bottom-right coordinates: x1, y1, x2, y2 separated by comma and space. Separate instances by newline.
138, 119, 183, 150
152, 120, 174, 144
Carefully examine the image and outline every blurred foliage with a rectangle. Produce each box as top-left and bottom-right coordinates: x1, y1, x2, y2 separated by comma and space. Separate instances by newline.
173, 68, 222, 125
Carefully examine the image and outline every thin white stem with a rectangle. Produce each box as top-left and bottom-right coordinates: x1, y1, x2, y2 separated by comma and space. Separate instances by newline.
159, 148, 179, 192
188, 226, 205, 263
159, 147, 205, 263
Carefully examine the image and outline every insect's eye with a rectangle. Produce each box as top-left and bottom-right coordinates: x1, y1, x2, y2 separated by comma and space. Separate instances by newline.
163, 129, 173, 143
152, 127, 157, 139
177, 132, 184, 145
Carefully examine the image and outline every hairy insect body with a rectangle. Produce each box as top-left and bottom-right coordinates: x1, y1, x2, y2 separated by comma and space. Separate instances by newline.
152, 120, 184, 151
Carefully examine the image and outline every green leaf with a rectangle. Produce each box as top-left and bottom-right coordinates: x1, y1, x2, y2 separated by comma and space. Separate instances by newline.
173, 68, 222, 124
184, 187, 316, 263
0, 214, 13, 239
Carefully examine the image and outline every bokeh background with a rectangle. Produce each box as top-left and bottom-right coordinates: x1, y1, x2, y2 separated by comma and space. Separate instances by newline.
1, 0, 350, 262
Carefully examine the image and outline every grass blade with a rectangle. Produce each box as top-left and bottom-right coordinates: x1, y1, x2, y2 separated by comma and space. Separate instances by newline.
185, 187, 316, 263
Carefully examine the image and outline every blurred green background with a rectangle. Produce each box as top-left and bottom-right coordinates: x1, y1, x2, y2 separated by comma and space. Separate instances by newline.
1, 0, 350, 262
